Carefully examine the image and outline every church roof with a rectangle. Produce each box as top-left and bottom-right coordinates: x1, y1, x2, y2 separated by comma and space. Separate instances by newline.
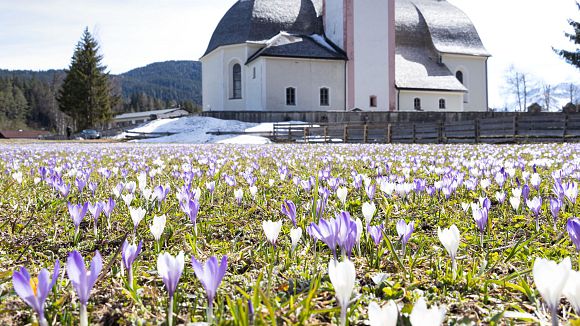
203, 0, 324, 56
246, 33, 347, 63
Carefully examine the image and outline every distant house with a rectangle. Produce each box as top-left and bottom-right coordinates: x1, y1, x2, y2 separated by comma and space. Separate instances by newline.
112, 108, 190, 127
0, 130, 51, 139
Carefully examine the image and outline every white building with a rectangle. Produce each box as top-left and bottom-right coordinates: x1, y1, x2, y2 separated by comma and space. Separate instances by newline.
201, 0, 490, 112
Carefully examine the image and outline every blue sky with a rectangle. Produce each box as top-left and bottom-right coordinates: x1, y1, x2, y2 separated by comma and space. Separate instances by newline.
0, 0, 578, 108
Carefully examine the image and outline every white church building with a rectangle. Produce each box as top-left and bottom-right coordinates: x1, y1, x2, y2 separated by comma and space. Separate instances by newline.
201, 0, 490, 112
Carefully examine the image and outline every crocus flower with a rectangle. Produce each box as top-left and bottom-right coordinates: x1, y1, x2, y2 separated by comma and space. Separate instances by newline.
368, 224, 384, 246
328, 259, 356, 326
263, 220, 283, 247
362, 202, 376, 226
550, 198, 562, 228
234, 188, 243, 205
150, 215, 166, 242
157, 251, 185, 326
67, 250, 102, 326
409, 297, 446, 326
290, 227, 302, 252
472, 207, 488, 234
368, 301, 398, 326
249, 185, 258, 199
191, 255, 228, 323
153, 184, 170, 204
509, 196, 520, 211
396, 220, 414, 252
563, 269, 580, 315
281, 200, 297, 227
68, 202, 88, 237
129, 207, 146, 232
437, 225, 460, 272
88, 201, 104, 237
532, 257, 570, 323
530, 173, 541, 190
122, 240, 143, 290
526, 196, 542, 231
336, 187, 348, 206
180, 199, 200, 228
365, 183, 376, 201
13, 260, 60, 326
567, 218, 580, 250
564, 182, 578, 204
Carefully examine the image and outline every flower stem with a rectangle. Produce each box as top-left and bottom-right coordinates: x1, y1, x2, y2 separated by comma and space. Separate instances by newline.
551, 306, 558, 326
207, 302, 214, 324
39, 316, 49, 326
340, 305, 347, 326
80, 304, 88, 326
128, 267, 134, 290
168, 296, 174, 326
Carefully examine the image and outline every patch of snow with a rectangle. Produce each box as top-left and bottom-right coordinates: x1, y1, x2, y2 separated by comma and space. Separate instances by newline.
217, 135, 271, 144
310, 34, 337, 53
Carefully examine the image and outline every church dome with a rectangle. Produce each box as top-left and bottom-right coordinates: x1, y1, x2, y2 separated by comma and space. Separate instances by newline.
203, 0, 324, 56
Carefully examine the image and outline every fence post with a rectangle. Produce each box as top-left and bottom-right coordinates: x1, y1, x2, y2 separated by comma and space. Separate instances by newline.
512, 115, 518, 143
412, 124, 416, 144
363, 124, 368, 144
474, 119, 480, 144
386, 123, 392, 143
324, 126, 328, 143
563, 114, 569, 143
303, 127, 309, 144
437, 121, 444, 144
343, 125, 349, 143
288, 125, 293, 142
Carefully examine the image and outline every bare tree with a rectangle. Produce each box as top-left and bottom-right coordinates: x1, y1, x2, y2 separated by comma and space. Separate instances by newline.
569, 83, 578, 104
505, 65, 530, 111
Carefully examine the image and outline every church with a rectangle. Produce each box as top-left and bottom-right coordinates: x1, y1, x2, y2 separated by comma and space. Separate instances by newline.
201, 0, 490, 112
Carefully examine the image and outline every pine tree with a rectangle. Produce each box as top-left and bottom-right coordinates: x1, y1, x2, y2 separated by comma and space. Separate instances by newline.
554, 2, 580, 69
58, 28, 117, 131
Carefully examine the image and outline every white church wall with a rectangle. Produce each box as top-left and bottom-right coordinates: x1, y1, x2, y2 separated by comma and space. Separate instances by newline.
245, 59, 264, 111
441, 54, 488, 112
398, 90, 463, 112
263, 57, 345, 111
324, 0, 344, 48
201, 49, 224, 112
351, 0, 393, 111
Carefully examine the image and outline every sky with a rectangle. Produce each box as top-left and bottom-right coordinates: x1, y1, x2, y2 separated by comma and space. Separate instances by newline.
0, 0, 579, 109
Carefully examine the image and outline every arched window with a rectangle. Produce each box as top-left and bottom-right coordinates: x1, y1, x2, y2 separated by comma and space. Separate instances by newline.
232, 64, 242, 99
369, 96, 377, 108
320, 88, 329, 106
439, 98, 446, 109
456, 70, 464, 84
286, 87, 296, 106
414, 98, 421, 110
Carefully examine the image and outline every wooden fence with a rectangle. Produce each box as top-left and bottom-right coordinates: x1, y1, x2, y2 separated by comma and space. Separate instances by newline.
272, 114, 580, 144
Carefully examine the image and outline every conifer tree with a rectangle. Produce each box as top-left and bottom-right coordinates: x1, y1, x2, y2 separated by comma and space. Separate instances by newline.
554, 2, 580, 69
58, 28, 117, 131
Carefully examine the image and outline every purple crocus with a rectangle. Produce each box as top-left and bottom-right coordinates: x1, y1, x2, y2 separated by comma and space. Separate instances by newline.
191, 255, 228, 323
12, 260, 60, 326
396, 219, 414, 252
66, 250, 102, 325
57, 183, 71, 197
157, 251, 185, 326
564, 182, 578, 204
281, 200, 297, 227
473, 207, 488, 234
88, 201, 103, 237
180, 199, 200, 228
526, 196, 542, 231
550, 198, 562, 228
567, 218, 580, 251
68, 202, 88, 237
75, 177, 87, 194
153, 185, 170, 204
365, 183, 376, 201
122, 240, 143, 290
87, 182, 98, 195
367, 224, 384, 245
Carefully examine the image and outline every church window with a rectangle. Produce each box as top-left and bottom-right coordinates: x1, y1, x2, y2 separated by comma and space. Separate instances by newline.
320, 88, 329, 106
369, 96, 377, 108
456, 70, 464, 84
232, 64, 242, 99
252, 67, 256, 79
439, 98, 446, 109
414, 98, 421, 110
286, 87, 296, 106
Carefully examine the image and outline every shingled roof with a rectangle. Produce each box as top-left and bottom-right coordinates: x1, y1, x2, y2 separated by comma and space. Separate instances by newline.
203, 0, 324, 56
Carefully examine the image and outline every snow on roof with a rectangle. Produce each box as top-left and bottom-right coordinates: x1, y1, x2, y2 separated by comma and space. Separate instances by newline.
114, 108, 185, 120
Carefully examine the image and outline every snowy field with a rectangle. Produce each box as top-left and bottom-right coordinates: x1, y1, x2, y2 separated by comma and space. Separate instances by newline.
116, 116, 292, 144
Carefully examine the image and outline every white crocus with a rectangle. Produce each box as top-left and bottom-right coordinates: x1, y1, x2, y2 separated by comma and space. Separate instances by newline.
234, 188, 243, 204
249, 185, 258, 199
532, 257, 570, 316
336, 187, 348, 206
563, 269, 580, 314
150, 214, 167, 241
262, 220, 283, 247
437, 225, 460, 272
368, 301, 398, 326
122, 193, 134, 207
461, 202, 470, 212
328, 259, 356, 326
509, 196, 520, 211
12, 171, 23, 184
129, 207, 146, 230
409, 297, 446, 326
138, 172, 147, 193
362, 202, 376, 226
142, 188, 153, 201
290, 227, 302, 251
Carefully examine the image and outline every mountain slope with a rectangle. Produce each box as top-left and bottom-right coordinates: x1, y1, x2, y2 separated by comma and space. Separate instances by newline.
117, 60, 201, 105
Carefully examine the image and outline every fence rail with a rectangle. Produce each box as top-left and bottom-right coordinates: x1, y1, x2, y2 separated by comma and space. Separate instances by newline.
272, 114, 580, 144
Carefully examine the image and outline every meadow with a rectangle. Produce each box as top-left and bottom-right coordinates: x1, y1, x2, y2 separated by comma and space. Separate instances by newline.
1, 142, 579, 325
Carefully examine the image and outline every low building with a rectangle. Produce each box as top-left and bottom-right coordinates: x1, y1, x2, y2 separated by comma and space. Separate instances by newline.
112, 108, 190, 127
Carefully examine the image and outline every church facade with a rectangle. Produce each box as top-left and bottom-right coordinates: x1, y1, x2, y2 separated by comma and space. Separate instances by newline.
201, 0, 490, 112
